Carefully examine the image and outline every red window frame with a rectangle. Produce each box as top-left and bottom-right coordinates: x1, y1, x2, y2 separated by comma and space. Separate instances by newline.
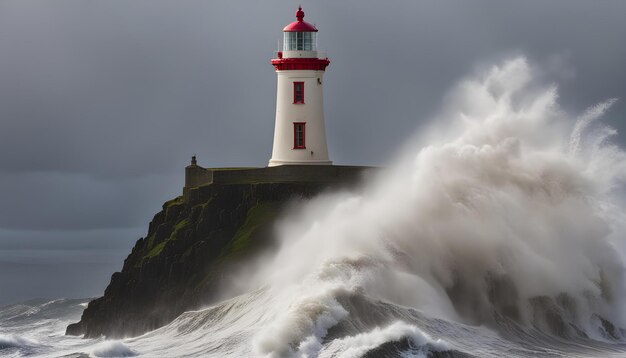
293, 122, 306, 149
293, 82, 304, 104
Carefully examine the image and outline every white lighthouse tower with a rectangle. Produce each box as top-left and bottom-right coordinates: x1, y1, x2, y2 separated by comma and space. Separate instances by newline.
268, 7, 332, 167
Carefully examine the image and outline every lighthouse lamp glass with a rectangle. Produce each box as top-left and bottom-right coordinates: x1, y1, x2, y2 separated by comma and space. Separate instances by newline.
283, 32, 317, 51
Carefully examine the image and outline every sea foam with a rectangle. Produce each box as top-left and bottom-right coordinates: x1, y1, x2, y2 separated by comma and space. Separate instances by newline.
91, 341, 137, 357
326, 321, 449, 358
0, 334, 38, 350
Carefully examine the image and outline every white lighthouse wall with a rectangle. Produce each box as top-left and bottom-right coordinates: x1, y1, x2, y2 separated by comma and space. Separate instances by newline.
269, 70, 332, 166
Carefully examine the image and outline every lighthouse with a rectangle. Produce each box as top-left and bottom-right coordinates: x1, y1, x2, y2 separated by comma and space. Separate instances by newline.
268, 7, 332, 167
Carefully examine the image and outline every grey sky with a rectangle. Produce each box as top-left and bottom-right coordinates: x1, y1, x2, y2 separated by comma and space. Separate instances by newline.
0, 0, 625, 305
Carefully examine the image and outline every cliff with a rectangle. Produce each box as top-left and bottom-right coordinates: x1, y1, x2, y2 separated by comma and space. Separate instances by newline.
66, 166, 368, 338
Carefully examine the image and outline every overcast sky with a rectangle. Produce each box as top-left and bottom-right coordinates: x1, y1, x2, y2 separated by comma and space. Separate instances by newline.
1, 0, 625, 306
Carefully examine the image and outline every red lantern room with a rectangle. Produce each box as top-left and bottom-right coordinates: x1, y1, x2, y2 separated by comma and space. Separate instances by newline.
271, 6, 329, 71
282, 6, 318, 51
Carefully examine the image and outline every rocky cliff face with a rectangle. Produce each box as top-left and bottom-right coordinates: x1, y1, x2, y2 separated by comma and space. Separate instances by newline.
66, 181, 341, 338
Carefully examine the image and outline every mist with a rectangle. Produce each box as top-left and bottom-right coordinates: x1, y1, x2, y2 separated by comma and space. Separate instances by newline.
229, 57, 626, 356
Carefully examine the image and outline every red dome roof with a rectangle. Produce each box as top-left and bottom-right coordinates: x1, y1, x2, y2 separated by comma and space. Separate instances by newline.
283, 6, 318, 32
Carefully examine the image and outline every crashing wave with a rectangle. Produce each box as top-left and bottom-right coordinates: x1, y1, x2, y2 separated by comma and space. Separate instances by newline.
241, 57, 626, 355
0, 334, 39, 350
91, 341, 137, 357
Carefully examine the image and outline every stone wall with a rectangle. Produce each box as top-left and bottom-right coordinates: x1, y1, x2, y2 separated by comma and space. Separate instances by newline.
184, 164, 213, 189
183, 164, 372, 200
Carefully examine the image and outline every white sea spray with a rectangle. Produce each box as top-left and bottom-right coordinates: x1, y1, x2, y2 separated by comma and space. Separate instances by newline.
249, 57, 626, 356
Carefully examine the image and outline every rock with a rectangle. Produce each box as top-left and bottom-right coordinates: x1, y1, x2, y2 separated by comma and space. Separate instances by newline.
65, 180, 360, 338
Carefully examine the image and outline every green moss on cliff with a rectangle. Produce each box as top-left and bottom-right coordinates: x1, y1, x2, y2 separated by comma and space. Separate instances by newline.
219, 202, 280, 260
173, 219, 190, 235
193, 202, 280, 290
141, 218, 191, 264
145, 234, 156, 250
145, 240, 167, 259
164, 196, 183, 209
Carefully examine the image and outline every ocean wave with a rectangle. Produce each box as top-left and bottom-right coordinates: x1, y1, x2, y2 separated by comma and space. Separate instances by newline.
0, 334, 38, 350
244, 57, 626, 346
91, 341, 137, 357
324, 321, 449, 358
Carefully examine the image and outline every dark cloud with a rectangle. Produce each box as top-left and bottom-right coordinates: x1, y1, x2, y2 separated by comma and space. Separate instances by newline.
0, 0, 625, 304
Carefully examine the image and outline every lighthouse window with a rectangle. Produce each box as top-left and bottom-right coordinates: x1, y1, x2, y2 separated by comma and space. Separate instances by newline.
283, 32, 317, 51
296, 32, 304, 50
293, 122, 306, 149
294, 82, 304, 104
